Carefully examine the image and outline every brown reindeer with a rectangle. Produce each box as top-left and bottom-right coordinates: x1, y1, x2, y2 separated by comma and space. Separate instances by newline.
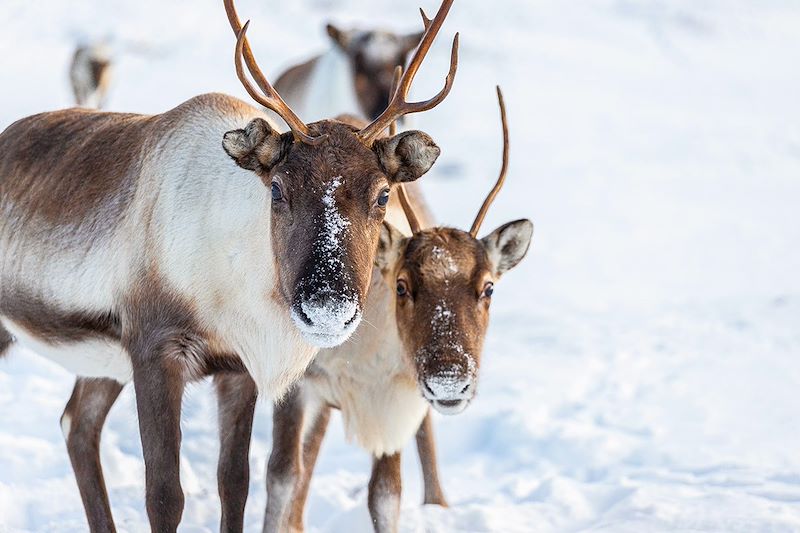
242, 86, 533, 533
0, 0, 459, 531
273, 23, 423, 122
69, 42, 113, 109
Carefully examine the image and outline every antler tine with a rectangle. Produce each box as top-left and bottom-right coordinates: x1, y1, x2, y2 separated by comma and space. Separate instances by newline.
470, 86, 510, 237
389, 66, 402, 137
358, 0, 459, 145
420, 8, 433, 28
224, 0, 325, 145
398, 185, 423, 234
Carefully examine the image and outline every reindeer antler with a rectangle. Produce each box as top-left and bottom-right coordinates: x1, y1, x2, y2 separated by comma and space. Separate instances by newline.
357, 0, 459, 146
388, 66, 424, 235
469, 86, 509, 237
224, 0, 326, 145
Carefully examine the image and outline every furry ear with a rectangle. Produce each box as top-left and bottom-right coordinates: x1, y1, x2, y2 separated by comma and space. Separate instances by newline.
481, 219, 533, 277
375, 222, 407, 275
222, 118, 291, 173
326, 23, 353, 51
374, 131, 440, 183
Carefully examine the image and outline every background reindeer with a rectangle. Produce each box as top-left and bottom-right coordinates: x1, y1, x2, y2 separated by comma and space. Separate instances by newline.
253, 86, 533, 533
272, 23, 423, 122
0, 0, 458, 530
69, 41, 113, 109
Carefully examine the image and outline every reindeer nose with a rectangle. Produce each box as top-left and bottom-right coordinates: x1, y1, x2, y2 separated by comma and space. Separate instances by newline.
300, 295, 359, 330
421, 372, 474, 415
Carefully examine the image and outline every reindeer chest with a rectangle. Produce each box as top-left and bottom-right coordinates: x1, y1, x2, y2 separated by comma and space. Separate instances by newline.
306, 337, 429, 456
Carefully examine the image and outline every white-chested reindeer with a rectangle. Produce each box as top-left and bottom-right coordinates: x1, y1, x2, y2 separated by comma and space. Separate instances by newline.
243, 86, 533, 533
69, 41, 113, 109
273, 21, 423, 122
0, 0, 459, 530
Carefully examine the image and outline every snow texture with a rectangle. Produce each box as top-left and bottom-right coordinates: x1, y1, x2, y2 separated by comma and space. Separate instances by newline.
2, 0, 800, 531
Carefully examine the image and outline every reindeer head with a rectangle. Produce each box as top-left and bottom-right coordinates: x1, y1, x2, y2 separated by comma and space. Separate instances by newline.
221, 0, 458, 347
326, 24, 423, 120
376, 88, 533, 414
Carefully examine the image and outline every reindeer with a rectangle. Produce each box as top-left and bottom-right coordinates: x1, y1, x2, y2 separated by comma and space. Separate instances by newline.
69, 41, 113, 109
238, 85, 533, 533
0, 0, 459, 530
272, 22, 424, 122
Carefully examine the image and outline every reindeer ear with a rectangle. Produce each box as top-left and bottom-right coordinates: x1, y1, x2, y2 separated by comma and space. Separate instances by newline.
222, 118, 292, 173
481, 219, 533, 277
375, 221, 407, 275
326, 23, 353, 51
401, 31, 424, 54
374, 131, 440, 183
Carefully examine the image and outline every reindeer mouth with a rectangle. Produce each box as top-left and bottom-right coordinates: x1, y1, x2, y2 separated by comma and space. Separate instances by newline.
429, 398, 469, 415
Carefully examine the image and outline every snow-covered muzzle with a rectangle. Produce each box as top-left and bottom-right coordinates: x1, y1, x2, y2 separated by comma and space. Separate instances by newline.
289, 177, 364, 348
414, 301, 479, 415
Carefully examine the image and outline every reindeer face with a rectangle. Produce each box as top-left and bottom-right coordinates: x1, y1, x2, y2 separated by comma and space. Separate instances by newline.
327, 24, 423, 120
223, 119, 440, 347
377, 221, 533, 414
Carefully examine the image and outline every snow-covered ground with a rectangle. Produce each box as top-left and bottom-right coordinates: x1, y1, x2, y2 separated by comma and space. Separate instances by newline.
2, 0, 800, 531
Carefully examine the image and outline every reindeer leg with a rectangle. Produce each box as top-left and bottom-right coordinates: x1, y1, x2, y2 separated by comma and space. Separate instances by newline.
287, 401, 331, 533
61, 377, 124, 533
263, 384, 305, 533
215, 372, 258, 533
415, 410, 448, 506
368, 452, 402, 533
128, 341, 187, 533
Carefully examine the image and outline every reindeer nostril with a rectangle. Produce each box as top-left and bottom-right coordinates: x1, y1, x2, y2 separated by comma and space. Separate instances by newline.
460, 383, 471, 394
423, 382, 434, 396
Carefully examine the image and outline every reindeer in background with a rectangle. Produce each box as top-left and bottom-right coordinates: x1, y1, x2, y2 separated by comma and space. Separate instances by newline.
251, 84, 533, 533
69, 41, 113, 108
272, 21, 423, 122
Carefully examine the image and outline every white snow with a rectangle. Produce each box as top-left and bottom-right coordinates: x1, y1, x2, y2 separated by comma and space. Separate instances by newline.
2, 0, 800, 531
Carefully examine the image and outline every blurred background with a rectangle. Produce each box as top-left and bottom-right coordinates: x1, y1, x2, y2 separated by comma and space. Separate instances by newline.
1, 0, 799, 531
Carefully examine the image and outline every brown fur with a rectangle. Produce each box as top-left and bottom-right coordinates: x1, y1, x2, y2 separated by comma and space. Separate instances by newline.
215, 373, 258, 533
415, 411, 448, 506
61, 377, 124, 532
0, 109, 151, 236
368, 452, 402, 533
394, 228, 493, 389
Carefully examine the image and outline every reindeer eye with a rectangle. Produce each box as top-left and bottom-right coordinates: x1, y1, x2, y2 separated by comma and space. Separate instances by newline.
377, 189, 390, 207
271, 182, 284, 202
481, 282, 494, 298
396, 280, 408, 297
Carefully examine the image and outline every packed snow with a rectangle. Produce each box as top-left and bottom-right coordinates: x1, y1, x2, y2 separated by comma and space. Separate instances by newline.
1, 0, 800, 531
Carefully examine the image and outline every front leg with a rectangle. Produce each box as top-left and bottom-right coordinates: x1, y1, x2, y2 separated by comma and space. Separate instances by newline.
129, 339, 188, 532
368, 452, 402, 533
415, 410, 448, 506
263, 384, 305, 533
215, 372, 258, 533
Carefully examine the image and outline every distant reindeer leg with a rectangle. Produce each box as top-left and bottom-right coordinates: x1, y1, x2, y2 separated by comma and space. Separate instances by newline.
368, 452, 402, 533
415, 410, 448, 506
288, 401, 331, 532
263, 385, 305, 533
61, 377, 124, 533
215, 373, 258, 533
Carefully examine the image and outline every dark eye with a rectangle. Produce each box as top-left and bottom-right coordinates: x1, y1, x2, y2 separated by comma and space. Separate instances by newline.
481, 282, 494, 298
396, 279, 408, 297
271, 182, 283, 202
377, 189, 390, 207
